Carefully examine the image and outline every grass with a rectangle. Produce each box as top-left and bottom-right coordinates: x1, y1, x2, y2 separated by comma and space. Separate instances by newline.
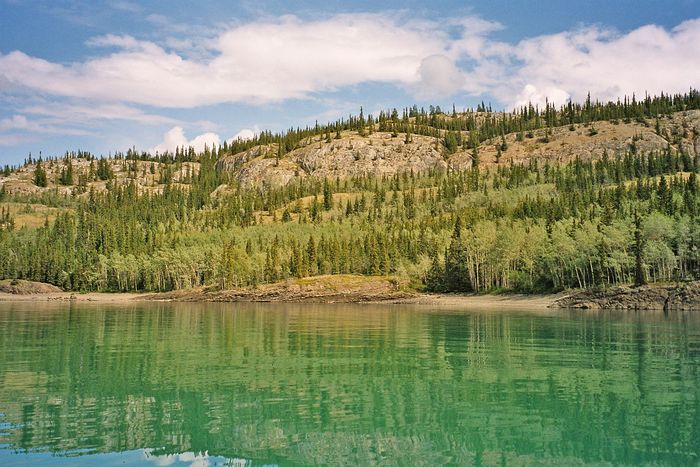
0, 202, 69, 229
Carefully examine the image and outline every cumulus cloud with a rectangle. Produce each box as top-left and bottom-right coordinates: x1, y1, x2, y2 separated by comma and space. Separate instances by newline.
228, 128, 257, 143
414, 55, 465, 99
2, 13, 696, 112
500, 18, 700, 107
151, 127, 219, 154
151, 126, 257, 154
0, 14, 470, 107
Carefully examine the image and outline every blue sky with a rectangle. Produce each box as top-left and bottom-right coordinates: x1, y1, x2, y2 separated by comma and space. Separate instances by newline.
0, 0, 699, 165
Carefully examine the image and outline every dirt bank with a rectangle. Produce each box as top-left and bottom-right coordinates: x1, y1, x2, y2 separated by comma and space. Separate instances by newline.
0, 279, 62, 295
147, 275, 559, 309
149, 275, 414, 303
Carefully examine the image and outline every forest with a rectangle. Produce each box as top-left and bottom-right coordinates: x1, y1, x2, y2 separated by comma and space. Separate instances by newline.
0, 89, 699, 294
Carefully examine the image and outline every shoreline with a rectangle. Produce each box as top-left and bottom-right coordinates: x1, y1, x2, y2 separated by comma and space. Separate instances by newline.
0, 292, 151, 303
0, 290, 560, 309
2, 276, 698, 311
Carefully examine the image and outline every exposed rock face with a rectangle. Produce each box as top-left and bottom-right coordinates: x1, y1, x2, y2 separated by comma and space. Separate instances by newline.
293, 135, 449, 178
235, 157, 300, 187
553, 282, 700, 311
217, 133, 457, 187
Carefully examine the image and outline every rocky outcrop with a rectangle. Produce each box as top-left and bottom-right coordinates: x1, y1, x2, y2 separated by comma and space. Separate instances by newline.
217, 133, 458, 187
553, 282, 700, 311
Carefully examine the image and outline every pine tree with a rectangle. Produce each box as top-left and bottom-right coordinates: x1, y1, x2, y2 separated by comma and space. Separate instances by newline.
323, 179, 333, 211
308, 196, 319, 222
96, 158, 113, 181
425, 252, 445, 292
472, 147, 480, 168
34, 161, 48, 187
60, 160, 74, 186
306, 236, 318, 275
444, 217, 472, 292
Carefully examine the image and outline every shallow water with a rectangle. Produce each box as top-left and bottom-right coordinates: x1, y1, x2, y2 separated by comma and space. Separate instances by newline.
0, 302, 698, 465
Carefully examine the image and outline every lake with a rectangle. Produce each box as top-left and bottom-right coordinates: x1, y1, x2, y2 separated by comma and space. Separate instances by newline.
0, 302, 699, 465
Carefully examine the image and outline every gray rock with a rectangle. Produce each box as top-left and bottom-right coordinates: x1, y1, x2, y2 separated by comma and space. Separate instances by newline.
219, 133, 451, 187
553, 282, 700, 311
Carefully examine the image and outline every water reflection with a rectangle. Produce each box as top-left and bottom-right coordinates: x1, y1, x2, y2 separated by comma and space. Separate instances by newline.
0, 302, 699, 465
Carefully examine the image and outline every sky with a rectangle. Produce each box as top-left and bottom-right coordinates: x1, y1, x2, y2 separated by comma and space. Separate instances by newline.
0, 0, 699, 165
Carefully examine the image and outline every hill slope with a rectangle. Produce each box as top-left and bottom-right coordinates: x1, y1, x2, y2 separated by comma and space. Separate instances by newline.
2, 109, 699, 195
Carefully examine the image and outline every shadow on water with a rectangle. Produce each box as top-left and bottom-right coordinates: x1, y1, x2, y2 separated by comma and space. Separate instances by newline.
0, 301, 699, 465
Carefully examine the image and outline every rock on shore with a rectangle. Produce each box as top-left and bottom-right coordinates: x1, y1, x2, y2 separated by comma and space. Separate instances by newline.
554, 282, 700, 311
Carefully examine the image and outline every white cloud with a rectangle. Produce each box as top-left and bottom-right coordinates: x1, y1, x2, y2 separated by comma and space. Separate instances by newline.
151, 127, 220, 154
228, 128, 256, 143
414, 54, 465, 99
151, 126, 257, 154
0, 102, 182, 149
0, 115, 29, 131
0, 14, 475, 107
0, 112, 92, 147
513, 85, 571, 109
20, 102, 180, 126
498, 18, 700, 108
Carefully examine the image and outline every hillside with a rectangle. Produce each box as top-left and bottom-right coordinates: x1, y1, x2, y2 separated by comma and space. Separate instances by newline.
2, 109, 699, 195
219, 110, 700, 187
1, 91, 700, 297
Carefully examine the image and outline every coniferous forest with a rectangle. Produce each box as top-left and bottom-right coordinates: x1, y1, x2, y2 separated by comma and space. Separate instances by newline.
1, 90, 700, 294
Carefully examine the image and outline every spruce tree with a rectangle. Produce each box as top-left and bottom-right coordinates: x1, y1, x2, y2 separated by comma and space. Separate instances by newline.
34, 161, 48, 187
444, 217, 472, 292
323, 179, 333, 211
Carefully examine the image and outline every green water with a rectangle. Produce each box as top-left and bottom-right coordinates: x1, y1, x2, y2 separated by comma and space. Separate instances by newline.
0, 303, 699, 466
